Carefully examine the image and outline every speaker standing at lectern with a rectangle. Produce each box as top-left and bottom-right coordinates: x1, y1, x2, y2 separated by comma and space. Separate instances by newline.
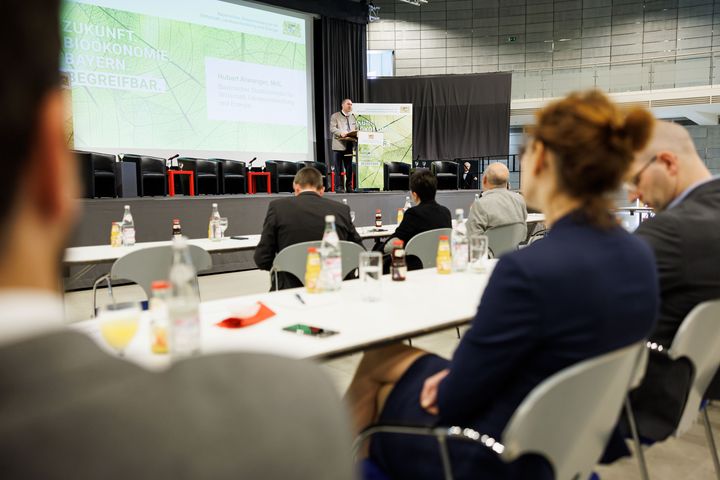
329, 98, 357, 193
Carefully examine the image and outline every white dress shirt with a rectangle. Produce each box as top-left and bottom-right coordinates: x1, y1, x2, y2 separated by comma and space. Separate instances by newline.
0, 290, 65, 347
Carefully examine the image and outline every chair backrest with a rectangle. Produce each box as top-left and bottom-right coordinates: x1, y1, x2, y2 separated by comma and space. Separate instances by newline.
432, 160, 459, 175
91, 152, 116, 172
140, 155, 166, 173
300, 161, 327, 175
405, 228, 452, 269
668, 299, 720, 435
271, 241, 366, 288
486, 223, 526, 257
268, 160, 298, 175
195, 159, 218, 175
213, 159, 246, 175
387, 161, 410, 174
110, 245, 212, 300
500, 342, 644, 480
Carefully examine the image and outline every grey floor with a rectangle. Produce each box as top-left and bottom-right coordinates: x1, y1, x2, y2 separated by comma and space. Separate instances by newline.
65, 270, 720, 479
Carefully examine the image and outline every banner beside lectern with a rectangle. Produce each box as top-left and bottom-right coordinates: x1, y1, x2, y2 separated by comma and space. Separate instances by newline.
352, 103, 413, 190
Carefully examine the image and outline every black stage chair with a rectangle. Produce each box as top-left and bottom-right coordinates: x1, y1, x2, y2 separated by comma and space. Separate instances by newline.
383, 161, 411, 191
431, 160, 460, 190
212, 158, 247, 194
265, 160, 298, 193
181, 158, 220, 195
299, 161, 328, 189
76, 150, 118, 198
121, 154, 167, 197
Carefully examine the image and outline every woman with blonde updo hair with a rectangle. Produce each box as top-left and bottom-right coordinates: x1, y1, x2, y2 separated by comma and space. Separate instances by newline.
346, 91, 660, 480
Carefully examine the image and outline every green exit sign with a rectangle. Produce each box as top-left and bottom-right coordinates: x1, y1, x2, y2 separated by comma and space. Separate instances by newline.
507, 36, 518, 43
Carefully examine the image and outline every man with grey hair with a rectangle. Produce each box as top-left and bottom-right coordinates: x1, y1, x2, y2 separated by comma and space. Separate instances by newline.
466, 162, 527, 238
329, 98, 357, 193
625, 120, 720, 441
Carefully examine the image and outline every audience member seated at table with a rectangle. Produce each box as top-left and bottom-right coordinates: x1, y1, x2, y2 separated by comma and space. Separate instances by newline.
624, 120, 720, 442
346, 90, 659, 480
254, 166, 362, 290
0, 3, 354, 478
382, 170, 451, 268
466, 162, 528, 238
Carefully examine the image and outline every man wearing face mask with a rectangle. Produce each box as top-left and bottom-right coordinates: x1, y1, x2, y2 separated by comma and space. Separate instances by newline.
625, 120, 720, 442
329, 98, 357, 193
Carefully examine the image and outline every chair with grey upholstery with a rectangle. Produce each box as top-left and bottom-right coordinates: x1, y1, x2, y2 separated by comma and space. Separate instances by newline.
92, 244, 212, 313
626, 300, 720, 480
405, 228, 452, 269
355, 342, 646, 480
486, 223, 527, 258
265, 160, 298, 193
270, 241, 366, 291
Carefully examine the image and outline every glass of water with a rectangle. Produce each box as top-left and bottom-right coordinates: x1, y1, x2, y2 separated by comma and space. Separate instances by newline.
218, 217, 229, 239
469, 234, 489, 273
359, 251, 382, 302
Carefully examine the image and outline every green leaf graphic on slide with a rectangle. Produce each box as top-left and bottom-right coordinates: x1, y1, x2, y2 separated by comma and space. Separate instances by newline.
62, 2, 307, 152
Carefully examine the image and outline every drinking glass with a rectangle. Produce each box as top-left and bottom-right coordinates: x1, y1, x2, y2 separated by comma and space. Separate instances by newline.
359, 251, 382, 302
350, 210, 356, 223
469, 234, 489, 273
219, 217, 229, 239
98, 302, 141, 357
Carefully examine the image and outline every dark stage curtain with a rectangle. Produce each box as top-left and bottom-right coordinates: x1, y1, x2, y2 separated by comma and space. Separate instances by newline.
367, 73, 511, 160
314, 17, 367, 165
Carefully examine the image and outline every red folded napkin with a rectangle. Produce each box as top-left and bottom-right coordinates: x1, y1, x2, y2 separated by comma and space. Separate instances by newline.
216, 302, 275, 329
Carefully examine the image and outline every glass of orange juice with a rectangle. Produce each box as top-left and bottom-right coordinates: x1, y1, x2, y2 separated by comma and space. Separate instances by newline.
98, 302, 141, 357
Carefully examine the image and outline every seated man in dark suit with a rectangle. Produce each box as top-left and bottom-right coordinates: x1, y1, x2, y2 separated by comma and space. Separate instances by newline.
254, 166, 362, 290
382, 169, 452, 269
460, 161, 478, 189
0, 3, 354, 478
625, 120, 720, 441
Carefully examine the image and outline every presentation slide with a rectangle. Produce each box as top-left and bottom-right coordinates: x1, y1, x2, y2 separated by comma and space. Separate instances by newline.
61, 0, 314, 162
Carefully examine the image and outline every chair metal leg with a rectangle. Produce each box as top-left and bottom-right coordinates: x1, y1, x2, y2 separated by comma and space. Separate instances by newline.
456, 327, 461, 339
436, 433, 454, 480
625, 398, 651, 480
702, 406, 720, 479
91, 274, 112, 318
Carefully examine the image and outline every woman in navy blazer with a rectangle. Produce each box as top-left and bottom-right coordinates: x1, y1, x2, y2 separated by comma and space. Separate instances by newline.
346, 90, 660, 480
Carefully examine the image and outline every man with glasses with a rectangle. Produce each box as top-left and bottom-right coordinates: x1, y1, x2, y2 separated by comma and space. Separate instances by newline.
625, 120, 720, 442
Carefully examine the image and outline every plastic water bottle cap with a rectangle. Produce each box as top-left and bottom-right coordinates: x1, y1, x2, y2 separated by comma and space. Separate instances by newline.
325, 215, 335, 222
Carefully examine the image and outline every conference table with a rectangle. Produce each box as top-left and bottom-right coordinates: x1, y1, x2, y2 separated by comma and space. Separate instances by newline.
72, 264, 496, 370
63, 225, 401, 267
63, 214, 547, 267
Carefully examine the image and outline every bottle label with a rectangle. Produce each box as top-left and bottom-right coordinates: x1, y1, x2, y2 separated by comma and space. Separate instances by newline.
320, 257, 342, 290
122, 227, 135, 246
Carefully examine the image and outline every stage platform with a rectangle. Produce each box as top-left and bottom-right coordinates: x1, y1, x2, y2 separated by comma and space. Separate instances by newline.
66, 190, 481, 290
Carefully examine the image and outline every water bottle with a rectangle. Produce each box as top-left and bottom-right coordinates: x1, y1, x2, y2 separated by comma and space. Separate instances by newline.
451, 208, 469, 272
208, 203, 221, 240
474, 193, 480, 201
168, 236, 201, 358
121, 205, 135, 246
319, 215, 342, 292
403, 196, 412, 211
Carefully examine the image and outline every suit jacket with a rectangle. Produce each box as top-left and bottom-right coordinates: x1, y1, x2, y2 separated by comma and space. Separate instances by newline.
329, 111, 357, 151
466, 188, 528, 238
254, 191, 362, 290
460, 171, 477, 189
435, 213, 658, 479
386, 200, 451, 269
0, 331, 354, 479
631, 177, 720, 440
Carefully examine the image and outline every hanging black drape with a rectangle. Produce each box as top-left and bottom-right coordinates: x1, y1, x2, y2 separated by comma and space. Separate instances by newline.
368, 73, 511, 161
314, 17, 367, 165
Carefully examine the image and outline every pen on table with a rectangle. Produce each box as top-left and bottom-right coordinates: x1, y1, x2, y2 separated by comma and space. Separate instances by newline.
295, 293, 306, 305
